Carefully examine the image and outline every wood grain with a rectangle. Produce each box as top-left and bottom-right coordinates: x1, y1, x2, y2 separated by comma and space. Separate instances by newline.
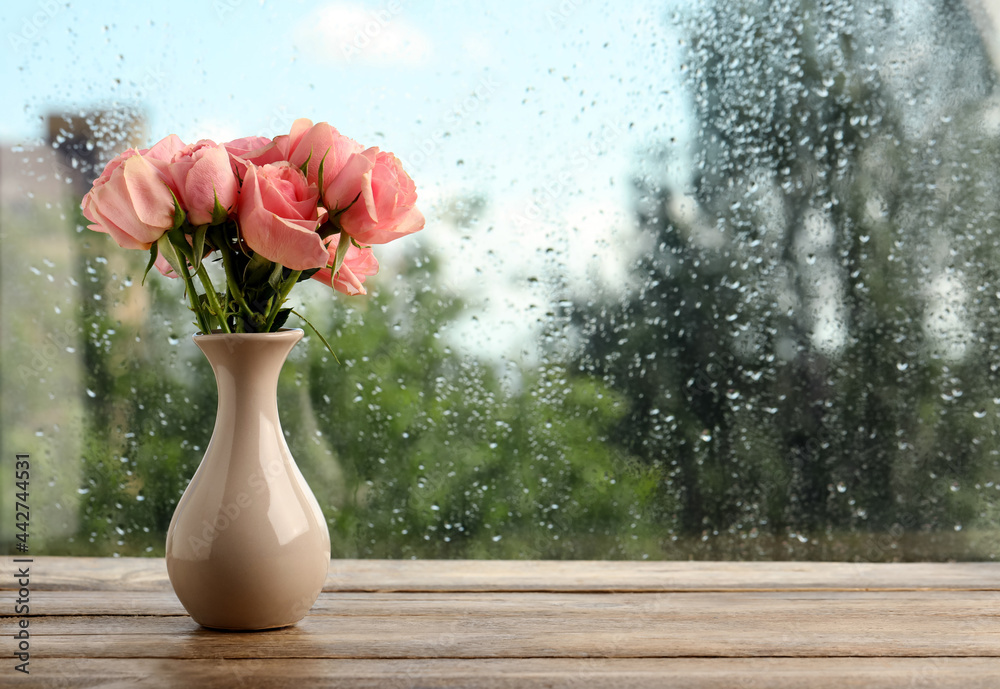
22, 588, 997, 616
15, 590, 1000, 659
3, 557, 1000, 686
5, 556, 1000, 592
6, 658, 1000, 689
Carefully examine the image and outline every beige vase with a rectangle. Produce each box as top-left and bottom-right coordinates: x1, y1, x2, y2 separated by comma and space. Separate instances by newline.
165, 328, 330, 630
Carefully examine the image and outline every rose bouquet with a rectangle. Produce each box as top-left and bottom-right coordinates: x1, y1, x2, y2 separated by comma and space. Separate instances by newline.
80, 118, 423, 343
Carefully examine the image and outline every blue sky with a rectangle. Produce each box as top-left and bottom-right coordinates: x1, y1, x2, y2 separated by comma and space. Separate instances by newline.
4, 0, 688, 356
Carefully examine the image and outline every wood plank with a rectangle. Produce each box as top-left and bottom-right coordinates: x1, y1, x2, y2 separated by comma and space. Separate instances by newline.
18, 588, 997, 617
327, 559, 1000, 593
5, 556, 1000, 592
14, 590, 187, 617
1, 556, 169, 592
6, 657, 1000, 689
15, 591, 1000, 658
5, 556, 999, 687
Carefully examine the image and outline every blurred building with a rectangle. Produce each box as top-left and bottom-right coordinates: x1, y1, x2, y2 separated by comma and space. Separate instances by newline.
0, 108, 145, 551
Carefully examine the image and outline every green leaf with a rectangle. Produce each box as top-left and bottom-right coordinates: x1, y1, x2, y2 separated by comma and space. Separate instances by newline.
292, 308, 339, 364
317, 221, 340, 240
332, 230, 352, 276
298, 150, 312, 178
169, 188, 186, 230
156, 233, 187, 279
267, 262, 286, 291
317, 149, 329, 191
141, 243, 159, 286
244, 252, 273, 285
167, 228, 195, 263
271, 308, 292, 330
191, 224, 209, 271
211, 190, 229, 226
297, 267, 321, 282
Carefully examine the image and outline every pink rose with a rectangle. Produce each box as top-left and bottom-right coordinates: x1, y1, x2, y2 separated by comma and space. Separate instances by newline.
223, 136, 272, 160
229, 119, 361, 188
81, 148, 177, 250
237, 162, 328, 270
282, 118, 361, 188
322, 148, 424, 245
167, 140, 239, 226
223, 136, 278, 178
311, 240, 379, 295
145, 134, 186, 164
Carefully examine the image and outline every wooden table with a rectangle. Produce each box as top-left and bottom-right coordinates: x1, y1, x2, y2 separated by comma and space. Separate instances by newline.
3, 557, 1000, 687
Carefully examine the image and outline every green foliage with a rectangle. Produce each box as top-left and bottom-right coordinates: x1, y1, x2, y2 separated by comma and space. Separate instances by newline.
296, 255, 669, 558
57, 221, 667, 558
13, 0, 1000, 563
574, 0, 1000, 558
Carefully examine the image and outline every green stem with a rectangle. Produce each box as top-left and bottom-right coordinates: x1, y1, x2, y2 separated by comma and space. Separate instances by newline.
219, 242, 254, 330
177, 259, 212, 335
263, 270, 302, 331
196, 264, 231, 334
291, 308, 339, 364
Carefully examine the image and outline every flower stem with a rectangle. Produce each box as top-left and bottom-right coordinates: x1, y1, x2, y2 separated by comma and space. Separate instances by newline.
176, 259, 212, 335
219, 242, 254, 330
196, 264, 231, 334
264, 270, 302, 331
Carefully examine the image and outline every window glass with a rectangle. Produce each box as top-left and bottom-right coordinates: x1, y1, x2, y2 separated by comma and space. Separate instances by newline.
3, 0, 999, 560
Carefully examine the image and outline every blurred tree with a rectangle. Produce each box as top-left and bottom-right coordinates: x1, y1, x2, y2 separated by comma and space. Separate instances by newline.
303, 251, 668, 559
577, 0, 1000, 558
69, 206, 217, 555
64, 209, 667, 558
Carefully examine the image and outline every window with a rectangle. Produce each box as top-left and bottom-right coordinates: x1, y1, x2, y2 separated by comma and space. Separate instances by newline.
3, 0, 998, 560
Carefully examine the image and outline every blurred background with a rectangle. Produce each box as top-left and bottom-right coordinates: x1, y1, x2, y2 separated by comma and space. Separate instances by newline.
4, 0, 1000, 560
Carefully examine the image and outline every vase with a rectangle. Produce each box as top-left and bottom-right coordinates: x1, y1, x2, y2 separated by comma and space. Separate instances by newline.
165, 328, 330, 630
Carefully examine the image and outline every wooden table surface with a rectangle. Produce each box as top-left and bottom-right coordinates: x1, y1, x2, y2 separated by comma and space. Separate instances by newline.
3, 557, 1000, 687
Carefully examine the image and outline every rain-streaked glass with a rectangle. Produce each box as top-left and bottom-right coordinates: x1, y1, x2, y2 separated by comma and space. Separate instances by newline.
3, 0, 999, 561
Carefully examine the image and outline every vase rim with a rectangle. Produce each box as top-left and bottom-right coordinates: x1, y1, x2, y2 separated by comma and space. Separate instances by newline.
192, 328, 304, 341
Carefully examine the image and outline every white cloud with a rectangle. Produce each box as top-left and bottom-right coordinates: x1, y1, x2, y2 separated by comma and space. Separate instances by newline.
297, 3, 432, 67
179, 118, 242, 145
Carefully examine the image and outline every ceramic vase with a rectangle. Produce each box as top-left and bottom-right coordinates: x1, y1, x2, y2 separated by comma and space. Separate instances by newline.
165, 328, 330, 630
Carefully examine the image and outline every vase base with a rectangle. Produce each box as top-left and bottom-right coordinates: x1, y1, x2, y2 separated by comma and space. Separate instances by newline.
196, 619, 301, 632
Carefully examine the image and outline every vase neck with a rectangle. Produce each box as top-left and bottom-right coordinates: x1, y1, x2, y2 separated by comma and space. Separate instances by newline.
194, 330, 303, 420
